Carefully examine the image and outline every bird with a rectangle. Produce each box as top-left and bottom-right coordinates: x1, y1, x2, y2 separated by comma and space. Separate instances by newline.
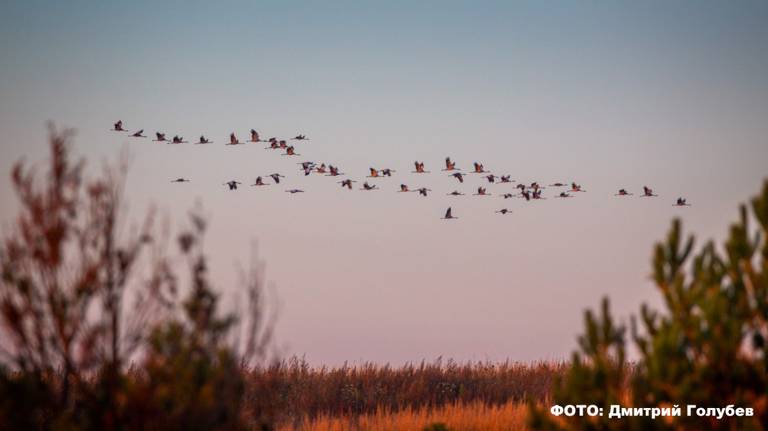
112, 120, 127, 132
224, 180, 242, 190
361, 182, 378, 191
532, 189, 543, 199
279, 140, 288, 149
250, 176, 268, 186
381, 168, 395, 177
270, 173, 285, 184
171, 178, 190, 183
249, 129, 262, 143
521, 190, 531, 201
556, 192, 572, 198
327, 165, 343, 176
472, 162, 488, 173
286, 189, 305, 194
616, 189, 633, 196
451, 172, 467, 183
415, 187, 431, 197
368, 168, 380, 178
442, 207, 457, 220
314, 163, 328, 175
496, 209, 511, 215
265, 139, 280, 150
292, 134, 309, 141
443, 157, 459, 171
130, 129, 146, 138
153, 132, 168, 142
196, 135, 213, 144
169, 135, 187, 144
642, 186, 657, 197
339, 179, 355, 189
447, 191, 465, 196
571, 182, 584, 192
499, 175, 512, 183
485, 174, 496, 183
412, 161, 429, 173
530, 182, 541, 191
399, 184, 410, 192
474, 187, 490, 196
549, 182, 567, 187
501, 193, 514, 199
283, 146, 300, 156
675, 197, 690, 206
227, 133, 243, 145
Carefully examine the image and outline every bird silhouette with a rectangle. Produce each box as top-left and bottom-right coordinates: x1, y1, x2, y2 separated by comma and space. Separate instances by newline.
556, 192, 572, 198
415, 187, 431, 197
292, 134, 309, 141
169, 135, 187, 144
399, 184, 410, 192
286, 189, 304, 194
270, 173, 285, 184
196, 135, 213, 144
642, 186, 658, 197
339, 179, 355, 189
412, 161, 429, 173
485, 174, 496, 183
224, 180, 242, 190
474, 187, 490, 196
249, 129, 262, 143
443, 157, 459, 171
283, 146, 300, 156
501, 193, 514, 199
361, 182, 378, 191
112, 120, 127, 132
227, 133, 243, 145
451, 172, 467, 183
496, 209, 511, 215
368, 168, 380, 178
442, 207, 457, 219
499, 175, 512, 183
675, 197, 690, 206
130, 129, 146, 138
153, 132, 168, 142
472, 162, 488, 173
171, 178, 190, 183
571, 182, 584, 192
251, 176, 268, 186
447, 191, 465, 196
616, 189, 633, 196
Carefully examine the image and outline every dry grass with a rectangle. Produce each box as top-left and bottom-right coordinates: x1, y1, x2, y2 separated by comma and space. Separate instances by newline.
279, 400, 531, 431
241, 357, 565, 427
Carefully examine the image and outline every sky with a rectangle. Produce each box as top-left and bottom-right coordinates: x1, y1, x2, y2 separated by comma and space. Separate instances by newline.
1, 1, 767, 365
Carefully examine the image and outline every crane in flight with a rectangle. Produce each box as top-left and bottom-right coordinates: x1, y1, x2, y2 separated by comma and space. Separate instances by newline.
112, 120, 127, 132
361, 182, 378, 191
474, 187, 490, 196
443, 157, 459, 171
399, 184, 410, 192
472, 162, 488, 174
270, 173, 285, 184
642, 186, 658, 197
675, 198, 691, 206
293, 134, 309, 141
153, 132, 168, 142
415, 187, 431, 197
251, 177, 268, 186
499, 175, 512, 183
130, 129, 146, 138
496, 209, 511, 215
171, 178, 190, 183
224, 180, 242, 190
227, 133, 243, 145
286, 189, 305, 194
451, 172, 467, 183
169, 135, 188, 144
441, 207, 457, 220
412, 161, 429, 173
283, 146, 300, 156
196, 135, 213, 144
485, 174, 496, 183
339, 179, 355, 189
447, 191, 465, 196
249, 129, 263, 143
616, 189, 633, 196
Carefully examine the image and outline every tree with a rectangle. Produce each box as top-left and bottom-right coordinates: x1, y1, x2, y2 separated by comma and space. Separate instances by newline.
530, 179, 768, 431
0, 126, 273, 430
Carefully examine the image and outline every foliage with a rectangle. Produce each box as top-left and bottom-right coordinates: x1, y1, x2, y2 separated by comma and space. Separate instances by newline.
0, 126, 273, 430
530, 180, 768, 430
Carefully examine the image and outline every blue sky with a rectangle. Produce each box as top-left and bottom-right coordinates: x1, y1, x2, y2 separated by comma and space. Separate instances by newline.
1, 1, 767, 364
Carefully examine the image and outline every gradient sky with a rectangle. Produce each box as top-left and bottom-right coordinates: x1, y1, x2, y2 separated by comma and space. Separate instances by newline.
1, 1, 767, 365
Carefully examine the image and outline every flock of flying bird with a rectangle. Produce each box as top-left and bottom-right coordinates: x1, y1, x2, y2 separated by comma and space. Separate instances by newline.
111, 120, 692, 220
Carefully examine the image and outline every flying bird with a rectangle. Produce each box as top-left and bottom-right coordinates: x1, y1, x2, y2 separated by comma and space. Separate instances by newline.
442, 207, 457, 220
642, 186, 657, 197
361, 182, 378, 191
171, 178, 190, 183
327, 165, 343, 176
153, 132, 168, 142
292, 134, 309, 141
451, 172, 467, 183
447, 191, 465, 196
224, 180, 242, 190
616, 189, 633, 196
368, 168, 380, 178
283, 146, 300, 156
169, 135, 187, 144
227, 133, 243, 145
499, 175, 512, 183
415, 187, 431, 197
270, 173, 285, 184
496, 209, 511, 215
472, 162, 488, 174
412, 161, 429, 173
474, 187, 490, 196
571, 182, 584, 192
130, 129, 146, 138
549, 182, 567, 187
339, 179, 356, 189
675, 197, 690, 206
501, 193, 514, 199
381, 168, 395, 177
286, 189, 305, 194
556, 192, 572, 198
399, 184, 410, 192
443, 157, 458, 171
249, 129, 262, 143
112, 121, 127, 132
196, 135, 213, 144
485, 174, 496, 183
251, 176, 268, 186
